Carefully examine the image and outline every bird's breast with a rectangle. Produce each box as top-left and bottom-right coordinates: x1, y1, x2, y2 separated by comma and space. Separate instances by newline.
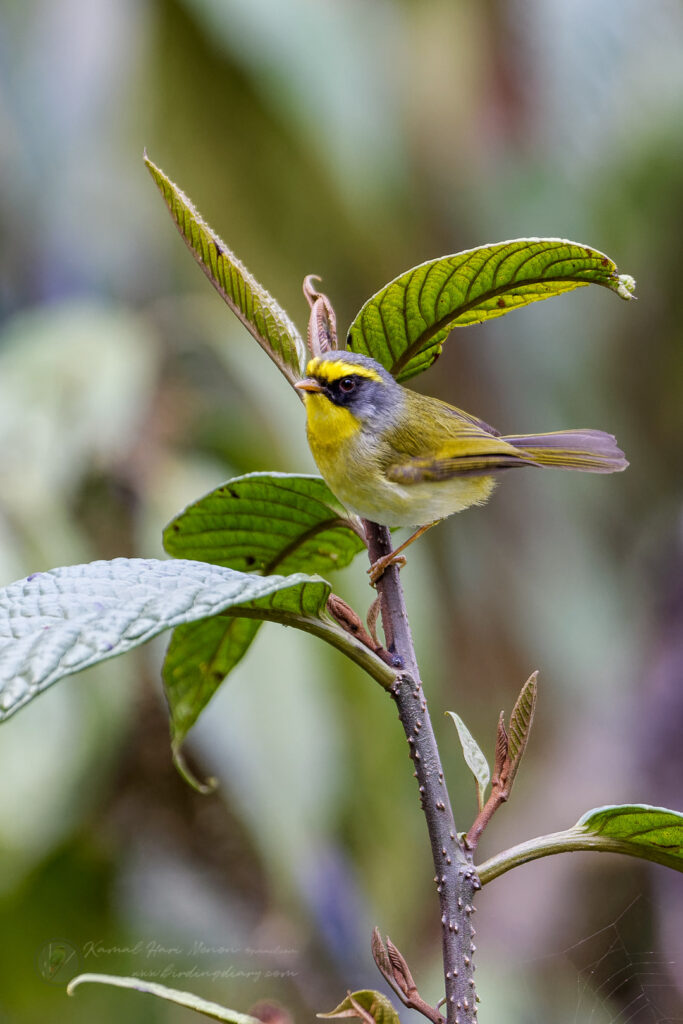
303, 392, 497, 527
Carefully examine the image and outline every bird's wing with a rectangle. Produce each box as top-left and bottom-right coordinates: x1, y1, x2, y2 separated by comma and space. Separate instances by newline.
386, 437, 535, 483
426, 396, 501, 437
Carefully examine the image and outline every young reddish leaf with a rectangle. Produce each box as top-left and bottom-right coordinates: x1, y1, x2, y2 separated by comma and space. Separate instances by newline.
505, 670, 538, 788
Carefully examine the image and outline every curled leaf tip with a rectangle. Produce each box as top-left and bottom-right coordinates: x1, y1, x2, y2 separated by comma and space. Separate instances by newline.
304, 274, 323, 302
616, 274, 636, 300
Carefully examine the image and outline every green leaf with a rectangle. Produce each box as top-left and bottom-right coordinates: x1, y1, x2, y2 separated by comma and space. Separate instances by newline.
163, 616, 262, 789
576, 805, 683, 867
477, 804, 683, 886
0, 558, 394, 724
163, 472, 366, 576
0, 558, 328, 721
505, 670, 538, 788
161, 474, 367, 781
347, 238, 636, 381
145, 153, 306, 386
446, 711, 490, 811
67, 973, 261, 1024
318, 990, 400, 1024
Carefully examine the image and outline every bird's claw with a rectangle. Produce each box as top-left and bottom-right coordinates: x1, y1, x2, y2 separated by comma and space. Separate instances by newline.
368, 553, 407, 586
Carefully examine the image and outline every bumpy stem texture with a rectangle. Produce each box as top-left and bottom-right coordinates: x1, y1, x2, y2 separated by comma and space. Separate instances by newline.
364, 522, 480, 1024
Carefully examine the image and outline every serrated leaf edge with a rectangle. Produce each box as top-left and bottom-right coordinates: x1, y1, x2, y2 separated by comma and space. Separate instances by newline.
506, 670, 538, 787
145, 153, 306, 384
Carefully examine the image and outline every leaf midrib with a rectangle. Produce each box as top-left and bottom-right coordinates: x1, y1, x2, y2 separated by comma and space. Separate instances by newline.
263, 516, 360, 574
386, 273, 596, 377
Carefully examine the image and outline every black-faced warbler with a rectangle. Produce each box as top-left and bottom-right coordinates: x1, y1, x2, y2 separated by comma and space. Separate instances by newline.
295, 352, 627, 581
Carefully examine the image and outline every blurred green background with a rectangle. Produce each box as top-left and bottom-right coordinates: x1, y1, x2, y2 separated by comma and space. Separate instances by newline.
0, 1, 682, 1022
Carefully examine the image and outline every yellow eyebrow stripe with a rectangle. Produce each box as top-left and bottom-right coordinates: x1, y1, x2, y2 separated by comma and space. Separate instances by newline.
306, 358, 382, 382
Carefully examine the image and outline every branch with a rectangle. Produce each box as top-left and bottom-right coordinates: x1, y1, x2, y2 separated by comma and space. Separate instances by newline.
363, 521, 480, 1024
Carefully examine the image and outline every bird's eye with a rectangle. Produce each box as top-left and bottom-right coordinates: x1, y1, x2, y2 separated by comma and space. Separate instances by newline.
339, 377, 356, 393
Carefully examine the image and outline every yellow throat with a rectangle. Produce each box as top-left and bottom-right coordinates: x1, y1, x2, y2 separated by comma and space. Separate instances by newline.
301, 356, 382, 453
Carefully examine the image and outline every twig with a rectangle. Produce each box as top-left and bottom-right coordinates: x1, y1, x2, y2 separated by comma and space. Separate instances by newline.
465, 713, 509, 851
466, 672, 538, 851
363, 520, 480, 1024
372, 930, 445, 1024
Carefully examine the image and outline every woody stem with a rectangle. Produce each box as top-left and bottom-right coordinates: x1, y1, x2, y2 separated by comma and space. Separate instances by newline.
363, 520, 480, 1024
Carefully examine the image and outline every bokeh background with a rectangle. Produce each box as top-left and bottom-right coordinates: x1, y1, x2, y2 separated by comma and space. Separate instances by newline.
1, 1, 682, 1021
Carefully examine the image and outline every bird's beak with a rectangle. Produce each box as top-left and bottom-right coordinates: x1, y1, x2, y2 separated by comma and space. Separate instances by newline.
294, 378, 324, 393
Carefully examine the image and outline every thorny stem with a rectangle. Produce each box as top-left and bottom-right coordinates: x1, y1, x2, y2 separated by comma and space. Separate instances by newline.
363, 521, 480, 1024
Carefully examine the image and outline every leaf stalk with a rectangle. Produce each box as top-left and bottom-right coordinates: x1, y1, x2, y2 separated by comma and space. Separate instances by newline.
477, 825, 683, 885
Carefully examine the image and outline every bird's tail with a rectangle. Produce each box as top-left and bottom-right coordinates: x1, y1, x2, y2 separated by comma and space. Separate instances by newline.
504, 429, 628, 473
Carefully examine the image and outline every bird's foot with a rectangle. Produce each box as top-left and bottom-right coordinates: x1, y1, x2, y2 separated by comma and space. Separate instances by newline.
368, 552, 407, 586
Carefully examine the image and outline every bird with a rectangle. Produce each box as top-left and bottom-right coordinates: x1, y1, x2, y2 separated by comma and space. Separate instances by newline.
294, 352, 628, 582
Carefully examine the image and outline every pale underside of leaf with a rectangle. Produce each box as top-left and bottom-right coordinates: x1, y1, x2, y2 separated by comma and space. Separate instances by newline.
0, 558, 330, 721
477, 804, 683, 885
68, 973, 261, 1024
145, 153, 306, 385
447, 711, 490, 809
347, 238, 636, 381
